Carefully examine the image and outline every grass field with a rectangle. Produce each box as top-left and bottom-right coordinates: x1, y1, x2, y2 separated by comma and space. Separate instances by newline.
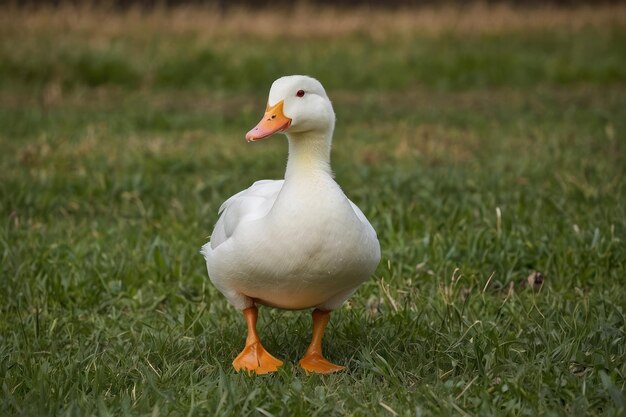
1, 4, 625, 416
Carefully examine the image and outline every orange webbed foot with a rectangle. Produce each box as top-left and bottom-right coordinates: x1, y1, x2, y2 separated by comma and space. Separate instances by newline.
298, 309, 346, 374
233, 342, 283, 375
299, 352, 345, 374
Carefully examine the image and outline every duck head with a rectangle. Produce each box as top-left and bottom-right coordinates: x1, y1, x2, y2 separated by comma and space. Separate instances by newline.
246, 75, 336, 142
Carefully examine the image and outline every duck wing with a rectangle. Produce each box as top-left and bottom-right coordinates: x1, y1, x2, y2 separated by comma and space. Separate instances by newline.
208, 179, 284, 250
347, 199, 378, 242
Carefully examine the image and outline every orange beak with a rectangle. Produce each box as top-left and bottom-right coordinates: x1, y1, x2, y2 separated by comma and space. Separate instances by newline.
245, 100, 292, 142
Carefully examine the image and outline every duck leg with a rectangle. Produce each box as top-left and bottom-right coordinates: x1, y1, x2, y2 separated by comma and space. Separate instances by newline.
299, 309, 346, 374
232, 306, 283, 375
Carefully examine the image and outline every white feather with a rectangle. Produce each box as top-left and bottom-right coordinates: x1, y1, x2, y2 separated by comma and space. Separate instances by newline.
201, 75, 380, 311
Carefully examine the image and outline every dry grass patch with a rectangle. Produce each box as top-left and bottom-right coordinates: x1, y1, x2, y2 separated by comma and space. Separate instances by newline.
355, 123, 479, 167
2, 3, 625, 41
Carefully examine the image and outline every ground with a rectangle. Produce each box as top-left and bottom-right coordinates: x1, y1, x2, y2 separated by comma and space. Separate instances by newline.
0, 4, 625, 416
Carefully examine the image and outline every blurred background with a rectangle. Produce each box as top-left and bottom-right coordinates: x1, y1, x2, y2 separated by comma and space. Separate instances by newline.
1, 1, 625, 416
8, 0, 626, 6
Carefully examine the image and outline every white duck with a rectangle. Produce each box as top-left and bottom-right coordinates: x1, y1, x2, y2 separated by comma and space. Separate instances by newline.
201, 75, 380, 374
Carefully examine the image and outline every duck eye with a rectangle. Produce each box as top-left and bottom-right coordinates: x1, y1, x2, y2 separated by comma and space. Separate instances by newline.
296, 90, 305, 97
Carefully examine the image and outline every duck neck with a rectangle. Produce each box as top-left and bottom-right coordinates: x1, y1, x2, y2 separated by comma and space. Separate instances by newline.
284, 130, 333, 181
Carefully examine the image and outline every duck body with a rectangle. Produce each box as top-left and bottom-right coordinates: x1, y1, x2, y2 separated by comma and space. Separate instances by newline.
200, 75, 380, 374
203, 173, 379, 311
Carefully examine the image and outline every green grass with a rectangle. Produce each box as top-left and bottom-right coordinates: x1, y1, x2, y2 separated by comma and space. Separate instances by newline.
1, 6, 625, 417
2, 30, 625, 92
